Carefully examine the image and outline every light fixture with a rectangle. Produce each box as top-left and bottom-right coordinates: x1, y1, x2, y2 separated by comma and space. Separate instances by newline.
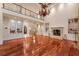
39, 3, 50, 17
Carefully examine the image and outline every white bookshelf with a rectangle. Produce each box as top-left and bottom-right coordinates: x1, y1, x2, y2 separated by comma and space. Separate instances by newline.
68, 18, 78, 40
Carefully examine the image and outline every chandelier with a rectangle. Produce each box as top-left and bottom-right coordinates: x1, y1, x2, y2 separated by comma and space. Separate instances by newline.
39, 3, 50, 17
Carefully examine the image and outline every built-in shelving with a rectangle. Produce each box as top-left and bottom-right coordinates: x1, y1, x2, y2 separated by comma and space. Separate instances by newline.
68, 18, 78, 40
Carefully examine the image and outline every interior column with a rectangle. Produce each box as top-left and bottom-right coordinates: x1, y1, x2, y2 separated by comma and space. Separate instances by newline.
77, 5, 79, 49
0, 3, 4, 45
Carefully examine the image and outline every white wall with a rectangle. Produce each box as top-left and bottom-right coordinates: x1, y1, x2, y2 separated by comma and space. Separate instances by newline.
3, 18, 30, 40
44, 3, 78, 41
3, 17, 24, 40
3, 16, 44, 40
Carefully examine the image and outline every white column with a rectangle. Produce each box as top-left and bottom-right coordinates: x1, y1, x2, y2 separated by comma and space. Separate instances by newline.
77, 4, 79, 49
0, 3, 3, 45
37, 24, 41, 35
41, 24, 45, 35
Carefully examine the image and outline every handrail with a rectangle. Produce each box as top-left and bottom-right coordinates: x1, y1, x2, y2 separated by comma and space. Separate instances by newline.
3, 3, 44, 20
13, 3, 38, 15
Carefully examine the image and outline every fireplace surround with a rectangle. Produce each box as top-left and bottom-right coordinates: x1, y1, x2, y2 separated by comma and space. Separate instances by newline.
51, 27, 64, 39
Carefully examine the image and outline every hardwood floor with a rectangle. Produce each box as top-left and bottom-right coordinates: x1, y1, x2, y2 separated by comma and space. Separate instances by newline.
0, 39, 24, 56
0, 35, 79, 56
24, 35, 79, 56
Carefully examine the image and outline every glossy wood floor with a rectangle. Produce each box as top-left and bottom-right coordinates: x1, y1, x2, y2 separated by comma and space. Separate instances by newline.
24, 35, 79, 56
0, 38, 24, 56
0, 35, 79, 56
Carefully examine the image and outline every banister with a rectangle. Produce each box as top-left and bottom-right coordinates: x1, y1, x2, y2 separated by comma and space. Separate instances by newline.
2, 3, 44, 20
13, 3, 39, 15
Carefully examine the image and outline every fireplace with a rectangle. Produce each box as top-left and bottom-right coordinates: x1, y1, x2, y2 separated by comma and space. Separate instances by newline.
53, 30, 61, 36
51, 27, 63, 37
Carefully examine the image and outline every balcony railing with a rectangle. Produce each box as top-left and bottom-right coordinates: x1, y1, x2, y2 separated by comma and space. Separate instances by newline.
3, 3, 44, 20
